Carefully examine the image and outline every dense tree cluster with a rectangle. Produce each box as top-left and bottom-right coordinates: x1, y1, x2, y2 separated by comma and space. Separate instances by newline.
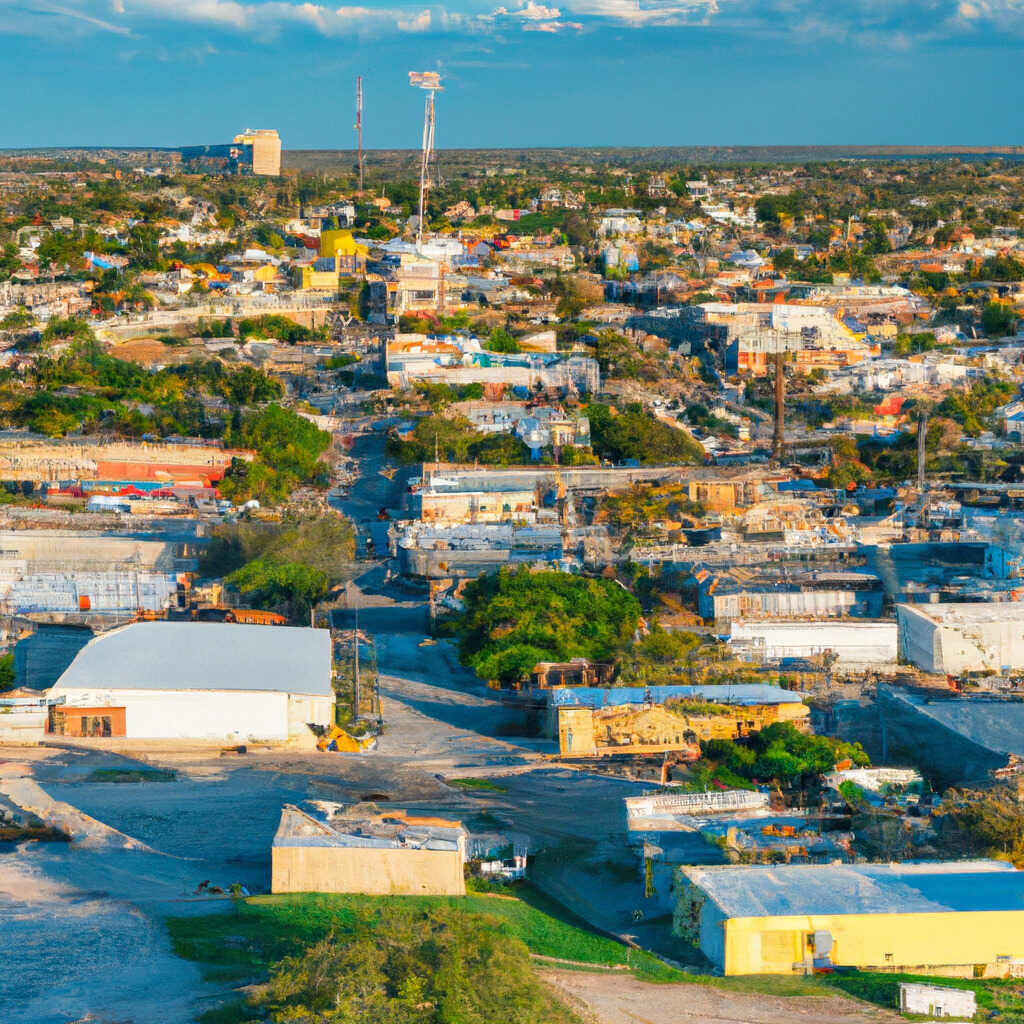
220, 404, 331, 503
454, 566, 641, 685
704, 722, 870, 787
587, 403, 705, 465
249, 904, 578, 1024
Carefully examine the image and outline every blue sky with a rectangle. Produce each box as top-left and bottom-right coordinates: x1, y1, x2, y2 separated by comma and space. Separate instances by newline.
1, 0, 1022, 148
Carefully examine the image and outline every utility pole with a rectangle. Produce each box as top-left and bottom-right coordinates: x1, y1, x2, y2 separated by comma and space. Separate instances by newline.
354, 76, 364, 192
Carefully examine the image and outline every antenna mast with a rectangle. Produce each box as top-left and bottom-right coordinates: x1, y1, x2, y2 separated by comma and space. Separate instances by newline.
409, 71, 442, 252
354, 76, 364, 192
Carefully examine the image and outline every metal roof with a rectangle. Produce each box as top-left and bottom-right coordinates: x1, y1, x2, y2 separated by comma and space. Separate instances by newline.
547, 683, 804, 709
51, 621, 332, 697
683, 860, 1024, 919
885, 686, 1024, 758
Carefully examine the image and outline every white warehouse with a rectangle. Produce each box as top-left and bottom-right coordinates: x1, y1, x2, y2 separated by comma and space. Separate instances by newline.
897, 602, 1024, 675
47, 621, 333, 742
728, 620, 898, 669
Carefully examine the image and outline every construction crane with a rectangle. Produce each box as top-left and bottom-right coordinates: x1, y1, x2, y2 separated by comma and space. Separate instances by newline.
409, 70, 441, 252
354, 76, 364, 192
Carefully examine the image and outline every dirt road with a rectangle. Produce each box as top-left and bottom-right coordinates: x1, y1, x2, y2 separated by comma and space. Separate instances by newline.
542, 970, 903, 1024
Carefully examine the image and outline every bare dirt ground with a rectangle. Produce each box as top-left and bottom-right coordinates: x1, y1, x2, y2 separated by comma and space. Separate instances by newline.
542, 970, 903, 1024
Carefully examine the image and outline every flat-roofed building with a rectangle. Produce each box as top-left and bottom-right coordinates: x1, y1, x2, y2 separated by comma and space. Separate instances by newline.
729, 620, 898, 669
272, 804, 467, 896
676, 860, 1024, 977
232, 129, 281, 177
898, 601, 1024, 674
47, 621, 332, 741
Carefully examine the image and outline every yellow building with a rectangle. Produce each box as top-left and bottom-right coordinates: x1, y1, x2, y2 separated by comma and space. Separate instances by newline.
319, 230, 369, 274
549, 684, 808, 758
296, 266, 342, 292
675, 861, 1024, 977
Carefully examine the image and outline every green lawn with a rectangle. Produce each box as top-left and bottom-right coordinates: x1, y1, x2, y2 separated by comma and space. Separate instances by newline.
447, 777, 507, 793
825, 970, 1024, 1018
167, 884, 680, 985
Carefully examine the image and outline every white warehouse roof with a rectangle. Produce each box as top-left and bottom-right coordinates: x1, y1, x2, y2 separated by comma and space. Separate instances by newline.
52, 621, 332, 697
898, 602, 1024, 626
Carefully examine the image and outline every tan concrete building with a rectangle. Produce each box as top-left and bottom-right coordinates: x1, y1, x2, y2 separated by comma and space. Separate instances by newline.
272, 804, 467, 896
232, 129, 281, 177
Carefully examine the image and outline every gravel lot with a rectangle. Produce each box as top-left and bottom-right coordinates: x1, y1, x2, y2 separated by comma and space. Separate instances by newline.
542, 970, 904, 1024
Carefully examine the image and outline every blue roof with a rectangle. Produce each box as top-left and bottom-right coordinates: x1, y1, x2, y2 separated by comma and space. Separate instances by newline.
777, 479, 817, 492
684, 860, 1024, 918
547, 684, 803, 708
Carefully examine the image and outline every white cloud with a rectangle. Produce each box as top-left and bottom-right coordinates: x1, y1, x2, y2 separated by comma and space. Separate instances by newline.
9, 0, 1024, 45
396, 7, 430, 29
562, 0, 718, 24
522, 16, 580, 28
495, 0, 562, 19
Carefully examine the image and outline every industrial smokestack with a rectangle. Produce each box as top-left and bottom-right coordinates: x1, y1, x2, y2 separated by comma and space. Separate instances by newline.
772, 349, 785, 461
917, 408, 929, 492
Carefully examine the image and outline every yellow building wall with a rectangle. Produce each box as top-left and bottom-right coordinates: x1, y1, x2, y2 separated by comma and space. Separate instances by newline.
320, 229, 369, 261
272, 846, 466, 896
298, 267, 339, 291
688, 480, 741, 512
722, 911, 1024, 976
557, 701, 809, 756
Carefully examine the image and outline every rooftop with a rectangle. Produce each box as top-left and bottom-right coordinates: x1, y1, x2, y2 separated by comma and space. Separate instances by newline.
683, 860, 1024, 918
52, 621, 332, 697
274, 804, 465, 852
547, 683, 804, 709
898, 601, 1024, 626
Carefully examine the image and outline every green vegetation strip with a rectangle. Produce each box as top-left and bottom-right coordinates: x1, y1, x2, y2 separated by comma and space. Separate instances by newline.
448, 777, 508, 793
167, 885, 678, 984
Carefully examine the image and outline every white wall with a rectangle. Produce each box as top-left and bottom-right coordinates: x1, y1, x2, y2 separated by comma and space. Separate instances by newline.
897, 606, 939, 673
54, 687, 324, 741
898, 605, 1024, 675
730, 621, 898, 666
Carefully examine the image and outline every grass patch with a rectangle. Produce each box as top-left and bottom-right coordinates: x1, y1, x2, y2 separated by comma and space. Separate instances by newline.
167, 884, 683, 985
823, 970, 1024, 1016
448, 777, 507, 793
85, 768, 177, 783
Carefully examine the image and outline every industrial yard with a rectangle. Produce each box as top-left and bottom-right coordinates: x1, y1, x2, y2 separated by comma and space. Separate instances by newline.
0, 622, 673, 1024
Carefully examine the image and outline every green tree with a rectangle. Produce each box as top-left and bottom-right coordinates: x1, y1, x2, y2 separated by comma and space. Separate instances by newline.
587, 402, 704, 465
455, 567, 641, 686
227, 558, 328, 623
982, 301, 1016, 337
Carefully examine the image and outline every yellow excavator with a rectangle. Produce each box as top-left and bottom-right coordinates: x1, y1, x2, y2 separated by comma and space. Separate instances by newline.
317, 725, 375, 753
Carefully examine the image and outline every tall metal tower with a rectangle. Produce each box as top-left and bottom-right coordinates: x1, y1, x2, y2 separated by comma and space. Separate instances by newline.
354, 76, 364, 192
409, 71, 441, 252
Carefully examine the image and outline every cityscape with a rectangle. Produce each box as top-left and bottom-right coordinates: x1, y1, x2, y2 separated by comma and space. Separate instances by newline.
4, 72, 1024, 1024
